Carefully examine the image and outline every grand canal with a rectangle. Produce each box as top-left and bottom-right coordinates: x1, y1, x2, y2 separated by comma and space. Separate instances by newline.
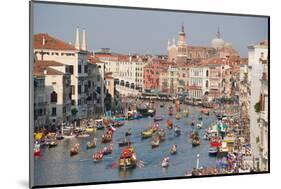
34, 102, 218, 186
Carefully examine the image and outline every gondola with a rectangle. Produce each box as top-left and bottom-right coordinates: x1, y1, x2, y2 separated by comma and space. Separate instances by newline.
34, 148, 41, 157
102, 145, 113, 155
141, 128, 154, 139
93, 151, 104, 163
208, 147, 218, 156
48, 140, 58, 148
192, 138, 201, 147
113, 121, 125, 127
157, 129, 166, 141
170, 145, 177, 155
154, 115, 164, 122
119, 147, 137, 169
86, 138, 97, 149
118, 138, 131, 147
70, 143, 80, 156
151, 137, 160, 148
174, 126, 181, 136
166, 120, 173, 129
101, 133, 113, 143
161, 157, 170, 168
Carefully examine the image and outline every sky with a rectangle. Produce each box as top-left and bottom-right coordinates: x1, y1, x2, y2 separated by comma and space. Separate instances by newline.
32, 2, 268, 58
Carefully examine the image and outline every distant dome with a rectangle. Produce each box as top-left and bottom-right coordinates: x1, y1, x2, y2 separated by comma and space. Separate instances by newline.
212, 37, 224, 49
211, 27, 224, 49
224, 42, 233, 48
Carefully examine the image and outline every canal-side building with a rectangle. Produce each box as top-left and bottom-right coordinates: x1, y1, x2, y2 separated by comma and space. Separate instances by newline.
248, 41, 268, 171
256, 58, 269, 171
33, 60, 72, 127
33, 73, 47, 128
34, 31, 88, 120
188, 65, 209, 99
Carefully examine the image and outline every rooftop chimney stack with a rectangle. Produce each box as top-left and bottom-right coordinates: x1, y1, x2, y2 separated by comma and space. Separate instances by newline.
75, 27, 80, 50
81, 29, 87, 51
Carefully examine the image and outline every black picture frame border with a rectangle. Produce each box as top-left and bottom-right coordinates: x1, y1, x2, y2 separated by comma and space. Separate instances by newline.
29, 0, 270, 188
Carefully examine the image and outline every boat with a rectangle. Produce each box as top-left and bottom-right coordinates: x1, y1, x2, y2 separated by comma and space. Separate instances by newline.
192, 138, 201, 147
160, 103, 165, 108
151, 136, 160, 148
102, 144, 113, 155
198, 116, 203, 121
34, 142, 41, 157
176, 113, 181, 120
125, 129, 132, 136
70, 143, 80, 156
174, 126, 181, 136
76, 133, 90, 138
86, 138, 97, 149
56, 134, 64, 140
170, 144, 177, 155
210, 137, 222, 147
208, 147, 218, 156
113, 121, 125, 127
119, 147, 137, 169
141, 128, 154, 139
168, 110, 173, 116
154, 115, 164, 122
137, 107, 156, 117
197, 122, 203, 129
48, 140, 58, 148
183, 109, 189, 117
113, 116, 126, 121
118, 138, 132, 147
63, 134, 76, 139
93, 151, 104, 163
200, 108, 210, 115
34, 148, 41, 157
102, 133, 113, 143
157, 129, 166, 141
191, 132, 201, 147
85, 127, 95, 133
166, 119, 173, 129
161, 157, 170, 168
96, 124, 104, 130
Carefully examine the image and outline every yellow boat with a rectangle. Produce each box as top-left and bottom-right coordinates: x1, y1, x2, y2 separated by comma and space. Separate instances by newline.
142, 128, 154, 138
85, 127, 95, 133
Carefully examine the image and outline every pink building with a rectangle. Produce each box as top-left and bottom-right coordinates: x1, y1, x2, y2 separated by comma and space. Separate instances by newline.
143, 59, 169, 91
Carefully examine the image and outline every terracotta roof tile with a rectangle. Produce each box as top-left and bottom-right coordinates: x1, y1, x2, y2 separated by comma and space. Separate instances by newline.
34, 33, 77, 51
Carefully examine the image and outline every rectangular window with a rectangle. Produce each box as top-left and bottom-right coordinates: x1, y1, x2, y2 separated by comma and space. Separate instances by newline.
78, 85, 81, 94
71, 85, 75, 95
78, 65, 82, 73
51, 107, 56, 116
84, 65, 88, 73
69, 65, 74, 74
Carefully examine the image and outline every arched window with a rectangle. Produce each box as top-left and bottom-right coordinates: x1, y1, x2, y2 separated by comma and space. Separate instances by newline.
50, 91, 57, 103
206, 80, 209, 88
206, 70, 209, 77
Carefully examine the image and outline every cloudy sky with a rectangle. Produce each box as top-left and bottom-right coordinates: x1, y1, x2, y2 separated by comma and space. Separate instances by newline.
33, 2, 268, 57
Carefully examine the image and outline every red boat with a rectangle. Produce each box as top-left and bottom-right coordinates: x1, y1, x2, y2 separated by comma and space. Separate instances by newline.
93, 151, 104, 163
34, 148, 41, 157
166, 119, 173, 129
210, 137, 222, 147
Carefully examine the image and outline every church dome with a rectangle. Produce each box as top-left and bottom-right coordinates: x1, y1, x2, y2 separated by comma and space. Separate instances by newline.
212, 37, 224, 49
224, 42, 233, 48
211, 28, 224, 49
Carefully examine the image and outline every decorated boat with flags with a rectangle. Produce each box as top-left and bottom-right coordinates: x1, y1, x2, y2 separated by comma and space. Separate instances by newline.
70, 143, 80, 156
93, 151, 104, 163
166, 119, 173, 129
118, 147, 137, 169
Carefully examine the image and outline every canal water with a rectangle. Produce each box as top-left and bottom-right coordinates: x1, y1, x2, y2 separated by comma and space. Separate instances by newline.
34, 102, 218, 186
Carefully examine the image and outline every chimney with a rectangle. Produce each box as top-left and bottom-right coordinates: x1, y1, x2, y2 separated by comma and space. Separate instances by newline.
81, 29, 87, 51
75, 27, 80, 50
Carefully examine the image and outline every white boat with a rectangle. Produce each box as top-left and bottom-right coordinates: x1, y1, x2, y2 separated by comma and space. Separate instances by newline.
161, 157, 170, 168
197, 122, 203, 129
